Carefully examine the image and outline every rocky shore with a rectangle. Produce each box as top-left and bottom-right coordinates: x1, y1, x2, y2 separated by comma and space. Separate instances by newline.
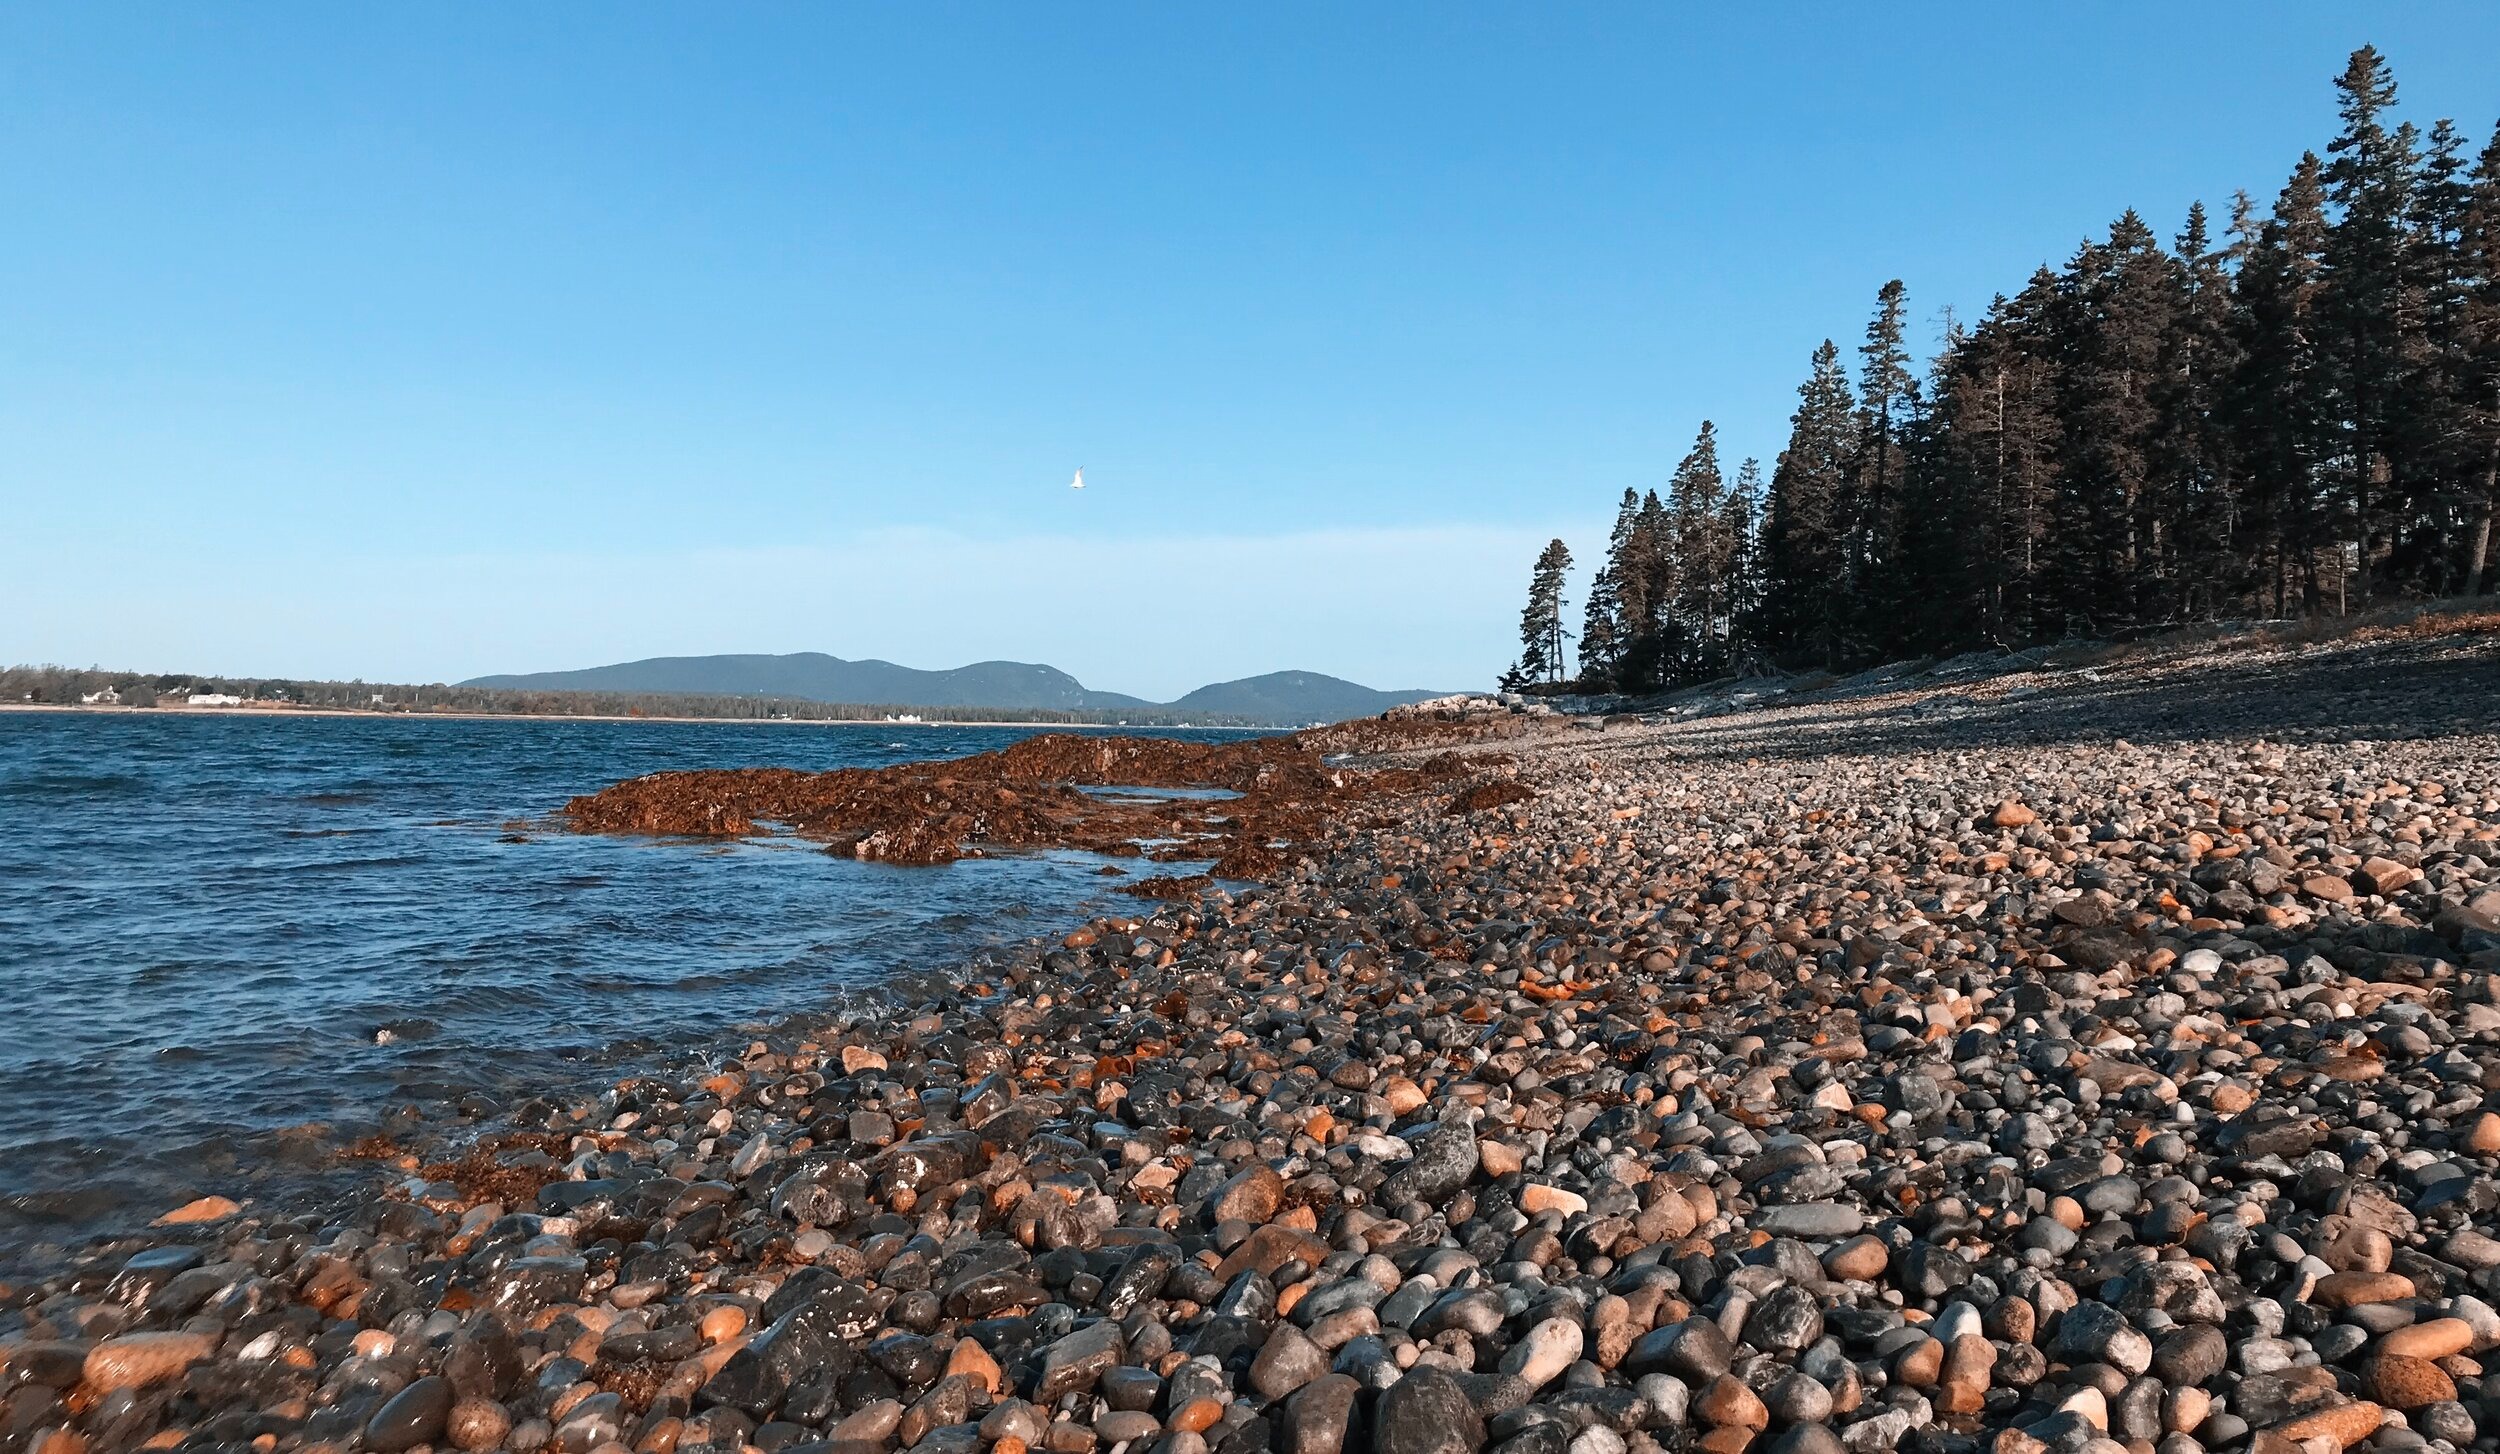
6, 629, 2500, 1454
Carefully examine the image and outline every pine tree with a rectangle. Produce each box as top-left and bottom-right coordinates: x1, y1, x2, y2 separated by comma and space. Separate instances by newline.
1936, 273, 2064, 643
1722, 458, 1767, 664
2462, 120, 2500, 593
1515, 539, 1574, 685
1575, 565, 1620, 686
2319, 46, 2426, 606
2045, 212, 2186, 635
1849, 282, 1920, 656
1761, 341, 1858, 668
1667, 421, 1732, 677
2392, 116, 2486, 593
1529, 46, 2486, 675
1576, 489, 1640, 685
1604, 491, 1677, 690
2228, 153, 2333, 615
2165, 202, 2248, 615
1887, 328, 1975, 655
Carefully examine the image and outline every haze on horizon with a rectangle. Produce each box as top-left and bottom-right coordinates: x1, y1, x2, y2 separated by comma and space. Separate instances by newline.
7, 5, 2499, 701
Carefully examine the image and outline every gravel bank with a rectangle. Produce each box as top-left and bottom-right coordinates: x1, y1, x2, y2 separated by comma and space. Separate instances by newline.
5, 631, 2498, 1454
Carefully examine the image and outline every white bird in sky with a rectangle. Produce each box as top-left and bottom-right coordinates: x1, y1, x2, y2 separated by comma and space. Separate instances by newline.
1070, 467, 1085, 490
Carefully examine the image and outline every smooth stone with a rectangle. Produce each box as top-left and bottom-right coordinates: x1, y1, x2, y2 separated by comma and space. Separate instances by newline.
1282, 1375, 1362, 1454
1622, 1318, 1733, 1383
1097, 1411, 1164, 1444
1762, 1372, 1834, 1427
1756, 1204, 1864, 1239
1375, 1366, 1486, 1454
1497, 1317, 1584, 1391
2056, 1303, 2153, 1376
1768, 1427, 1846, 1454
366, 1375, 456, 1453
1037, 1320, 1128, 1402
1252, 1325, 1331, 1401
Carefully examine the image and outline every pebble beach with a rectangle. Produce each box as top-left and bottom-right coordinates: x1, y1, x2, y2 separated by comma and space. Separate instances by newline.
7, 625, 2500, 1454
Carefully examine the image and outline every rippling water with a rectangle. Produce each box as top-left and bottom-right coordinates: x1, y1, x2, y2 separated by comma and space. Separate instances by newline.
0, 711, 1255, 1244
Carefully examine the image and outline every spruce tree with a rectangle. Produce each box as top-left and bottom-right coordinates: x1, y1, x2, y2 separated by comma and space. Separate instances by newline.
2397, 117, 2483, 592
2165, 202, 2247, 615
1761, 341, 1858, 668
1618, 492, 1677, 689
1515, 540, 1574, 685
2462, 120, 2500, 593
1887, 331, 1974, 656
2319, 45, 2425, 606
1532, 45, 2486, 673
1577, 489, 1641, 685
1850, 282, 1920, 657
1722, 458, 1767, 665
2046, 211, 2185, 635
1576, 565, 1621, 686
1667, 421, 1732, 677
2228, 153, 2333, 615
1947, 272, 2066, 642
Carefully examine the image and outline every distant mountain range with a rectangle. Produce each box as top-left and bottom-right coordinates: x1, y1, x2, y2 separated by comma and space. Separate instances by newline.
461, 653, 1443, 724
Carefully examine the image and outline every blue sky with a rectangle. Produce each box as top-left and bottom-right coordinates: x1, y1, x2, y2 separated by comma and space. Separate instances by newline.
7, 6, 2499, 698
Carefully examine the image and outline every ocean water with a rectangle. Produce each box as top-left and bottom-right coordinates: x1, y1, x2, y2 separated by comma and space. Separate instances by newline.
0, 711, 1256, 1246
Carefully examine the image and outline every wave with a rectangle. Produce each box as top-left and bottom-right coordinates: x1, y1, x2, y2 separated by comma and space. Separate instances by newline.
0, 771, 147, 799
0, 712, 1133, 1251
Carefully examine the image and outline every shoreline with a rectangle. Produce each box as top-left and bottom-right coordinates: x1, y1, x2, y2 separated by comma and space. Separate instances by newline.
5, 632, 2497, 1454
0, 702, 1272, 731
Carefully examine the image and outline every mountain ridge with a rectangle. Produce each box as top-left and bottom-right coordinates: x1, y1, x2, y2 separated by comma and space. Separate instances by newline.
461, 653, 1443, 724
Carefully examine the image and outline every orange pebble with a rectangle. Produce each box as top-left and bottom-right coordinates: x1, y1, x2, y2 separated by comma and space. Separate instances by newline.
153, 1195, 242, 1227
946, 1337, 1003, 1395
1170, 1398, 1225, 1434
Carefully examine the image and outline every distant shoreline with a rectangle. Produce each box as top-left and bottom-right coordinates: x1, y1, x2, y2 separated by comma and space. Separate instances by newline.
0, 702, 1265, 730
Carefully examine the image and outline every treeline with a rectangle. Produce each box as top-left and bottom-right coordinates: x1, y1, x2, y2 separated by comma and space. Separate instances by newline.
0, 665, 1276, 728
1509, 48, 2500, 693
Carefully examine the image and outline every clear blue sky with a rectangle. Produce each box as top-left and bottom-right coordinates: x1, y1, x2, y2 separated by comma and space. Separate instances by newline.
7, 5, 2498, 697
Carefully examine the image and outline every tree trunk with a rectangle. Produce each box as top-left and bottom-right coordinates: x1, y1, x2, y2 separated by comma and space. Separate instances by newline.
2468, 436, 2498, 597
